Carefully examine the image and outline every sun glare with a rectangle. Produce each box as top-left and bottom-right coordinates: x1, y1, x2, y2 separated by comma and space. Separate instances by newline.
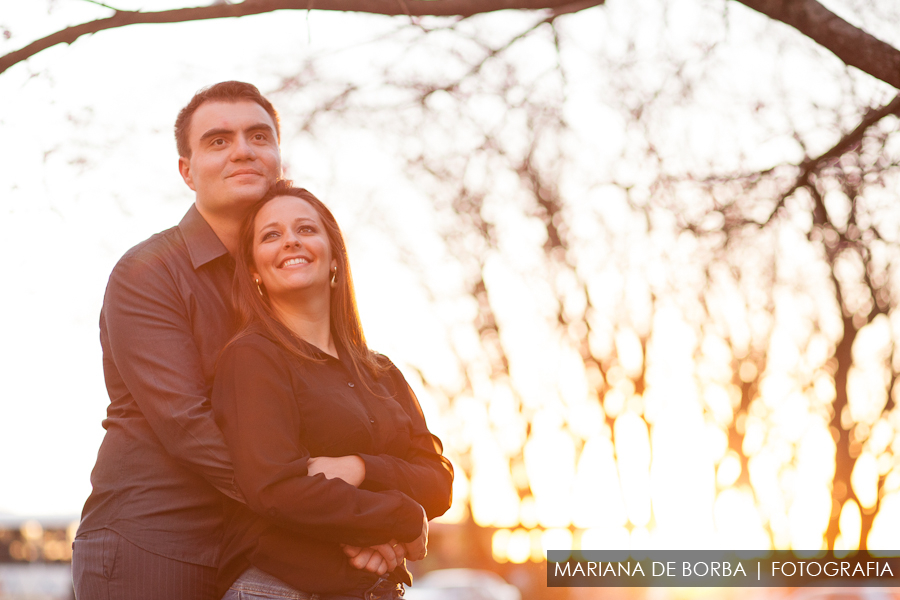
459, 300, 898, 562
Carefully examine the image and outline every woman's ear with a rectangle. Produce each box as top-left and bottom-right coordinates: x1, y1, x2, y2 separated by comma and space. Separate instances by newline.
251, 270, 266, 297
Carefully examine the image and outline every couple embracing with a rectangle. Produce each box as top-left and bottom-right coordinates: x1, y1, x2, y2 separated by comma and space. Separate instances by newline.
71, 81, 453, 600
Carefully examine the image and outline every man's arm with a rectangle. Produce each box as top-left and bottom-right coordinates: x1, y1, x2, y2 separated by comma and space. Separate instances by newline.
102, 252, 241, 500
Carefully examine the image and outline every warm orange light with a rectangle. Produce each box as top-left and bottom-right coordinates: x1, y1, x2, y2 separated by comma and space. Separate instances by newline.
851, 452, 879, 510
470, 438, 520, 527
539, 528, 572, 561
523, 419, 575, 528
506, 529, 531, 564
614, 412, 652, 528
447, 291, 900, 552
435, 458, 469, 524
579, 526, 630, 551
836, 499, 861, 552
867, 491, 900, 551
492, 529, 511, 563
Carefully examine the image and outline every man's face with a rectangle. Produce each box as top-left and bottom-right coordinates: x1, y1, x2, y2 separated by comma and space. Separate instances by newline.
178, 100, 282, 220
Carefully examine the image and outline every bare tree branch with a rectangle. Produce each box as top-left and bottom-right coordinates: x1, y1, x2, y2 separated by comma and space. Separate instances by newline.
6, 0, 900, 90
0, 0, 604, 76
760, 93, 900, 226
735, 0, 900, 89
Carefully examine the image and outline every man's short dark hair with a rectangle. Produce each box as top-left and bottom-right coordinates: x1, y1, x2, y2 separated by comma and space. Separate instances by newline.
174, 81, 280, 158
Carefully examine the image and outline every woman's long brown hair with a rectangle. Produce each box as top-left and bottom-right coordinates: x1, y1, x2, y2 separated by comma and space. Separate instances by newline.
228, 180, 388, 384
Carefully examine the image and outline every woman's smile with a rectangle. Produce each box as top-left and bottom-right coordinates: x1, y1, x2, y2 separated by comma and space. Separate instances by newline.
280, 256, 310, 267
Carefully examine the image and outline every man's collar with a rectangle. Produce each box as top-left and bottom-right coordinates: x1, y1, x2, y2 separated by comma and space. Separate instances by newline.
179, 204, 229, 269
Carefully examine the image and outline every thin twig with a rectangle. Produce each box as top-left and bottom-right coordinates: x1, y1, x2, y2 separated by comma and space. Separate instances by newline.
79, 0, 129, 12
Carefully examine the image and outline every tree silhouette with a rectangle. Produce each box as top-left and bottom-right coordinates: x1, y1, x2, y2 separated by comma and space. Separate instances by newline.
260, 1, 900, 550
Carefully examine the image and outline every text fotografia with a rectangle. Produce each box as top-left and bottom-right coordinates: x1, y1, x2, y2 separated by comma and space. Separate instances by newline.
546, 550, 900, 588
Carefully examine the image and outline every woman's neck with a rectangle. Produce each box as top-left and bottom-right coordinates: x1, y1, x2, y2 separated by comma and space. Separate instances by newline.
269, 294, 337, 358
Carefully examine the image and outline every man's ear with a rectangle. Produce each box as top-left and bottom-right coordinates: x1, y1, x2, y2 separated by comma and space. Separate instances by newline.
178, 156, 196, 191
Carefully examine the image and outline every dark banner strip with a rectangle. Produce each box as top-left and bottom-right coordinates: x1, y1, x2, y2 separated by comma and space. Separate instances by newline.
546, 550, 900, 588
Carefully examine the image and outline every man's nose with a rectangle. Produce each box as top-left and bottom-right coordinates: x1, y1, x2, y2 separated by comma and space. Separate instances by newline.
231, 135, 257, 159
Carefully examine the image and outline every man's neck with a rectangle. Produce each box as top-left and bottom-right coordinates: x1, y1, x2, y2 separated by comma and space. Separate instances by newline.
196, 204, 241, 255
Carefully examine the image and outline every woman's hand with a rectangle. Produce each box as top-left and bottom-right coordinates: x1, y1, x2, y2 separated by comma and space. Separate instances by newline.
342, 541, 405, 574
401, 507, 428, 561
307, 455, 366, 487
342, 508, 428, 572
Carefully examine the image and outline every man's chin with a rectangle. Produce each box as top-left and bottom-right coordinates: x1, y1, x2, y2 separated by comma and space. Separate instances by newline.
231, 184, 273, 206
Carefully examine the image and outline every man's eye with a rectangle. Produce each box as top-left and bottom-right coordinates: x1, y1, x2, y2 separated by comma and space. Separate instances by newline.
254, 133, 268, 141
212, 138, 226, 146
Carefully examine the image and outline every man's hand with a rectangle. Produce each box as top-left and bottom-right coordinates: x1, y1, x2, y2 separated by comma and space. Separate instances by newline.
342, 541, 406, 575
307, 455, 366, 488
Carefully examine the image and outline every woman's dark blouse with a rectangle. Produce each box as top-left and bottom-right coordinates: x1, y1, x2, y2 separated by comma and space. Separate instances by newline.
211, 329, 453, 595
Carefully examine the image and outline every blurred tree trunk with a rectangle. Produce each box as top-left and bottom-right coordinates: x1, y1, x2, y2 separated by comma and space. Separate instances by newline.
830, 314, 859, 546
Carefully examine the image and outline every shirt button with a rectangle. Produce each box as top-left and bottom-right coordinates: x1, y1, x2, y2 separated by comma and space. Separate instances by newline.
369, 418, 375, 424
348, 382, 355, 388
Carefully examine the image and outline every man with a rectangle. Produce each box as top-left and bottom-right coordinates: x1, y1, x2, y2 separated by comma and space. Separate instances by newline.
72, 81, 283, 599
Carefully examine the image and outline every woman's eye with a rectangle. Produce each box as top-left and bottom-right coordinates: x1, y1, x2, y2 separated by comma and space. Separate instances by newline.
299, 226, 315, 234
262, 231, 278, 240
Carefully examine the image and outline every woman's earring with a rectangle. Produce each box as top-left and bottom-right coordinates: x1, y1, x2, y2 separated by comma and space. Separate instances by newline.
255, 278, 264, 297
330, 267, 337, 289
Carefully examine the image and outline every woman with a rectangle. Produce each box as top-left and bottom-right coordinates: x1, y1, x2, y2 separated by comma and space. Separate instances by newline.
212, 181, 453, 599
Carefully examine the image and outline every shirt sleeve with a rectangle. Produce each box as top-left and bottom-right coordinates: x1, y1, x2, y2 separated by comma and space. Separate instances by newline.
212, 336, 426, 547
357, 363, 454, 521
102, 253, 241, 501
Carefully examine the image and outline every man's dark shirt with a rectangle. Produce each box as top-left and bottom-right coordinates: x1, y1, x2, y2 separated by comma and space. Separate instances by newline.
77, 205, 241, 567
213, 329, 454, 594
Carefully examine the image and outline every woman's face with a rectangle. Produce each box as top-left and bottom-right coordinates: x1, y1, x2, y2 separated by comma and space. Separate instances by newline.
251, 195, 336, 302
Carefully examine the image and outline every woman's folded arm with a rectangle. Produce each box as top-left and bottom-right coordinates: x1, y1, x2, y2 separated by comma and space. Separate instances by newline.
356, 363, 453, 520
212, 335, 425, 547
